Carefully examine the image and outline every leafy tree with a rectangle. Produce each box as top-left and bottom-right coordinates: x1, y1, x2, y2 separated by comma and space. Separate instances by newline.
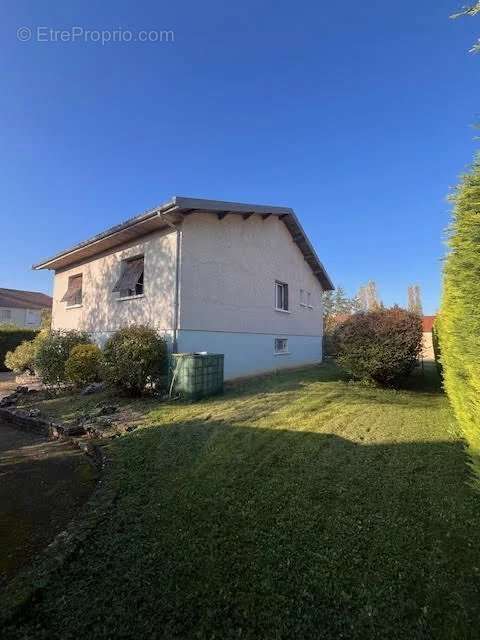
333, 287, 353, 314
321, 290, 335, 316
321, 286, 359, 317
451, 2, 480, 53
407, 284, 423, 316
350, 295, 362, 313
439, 155, 480, 476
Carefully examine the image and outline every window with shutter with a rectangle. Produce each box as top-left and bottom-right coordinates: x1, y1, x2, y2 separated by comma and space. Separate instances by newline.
112, 257, 144, 298
61, 275, 83, 307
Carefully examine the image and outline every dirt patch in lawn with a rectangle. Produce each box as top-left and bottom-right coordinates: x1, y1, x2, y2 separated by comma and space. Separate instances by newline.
0, 421, 98, 588
0, 373, 17, 399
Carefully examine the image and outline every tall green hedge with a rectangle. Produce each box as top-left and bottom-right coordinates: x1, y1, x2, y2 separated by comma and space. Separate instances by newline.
439, 155, 480, 478
0, 325, 38, 372
431, 320, 442, 377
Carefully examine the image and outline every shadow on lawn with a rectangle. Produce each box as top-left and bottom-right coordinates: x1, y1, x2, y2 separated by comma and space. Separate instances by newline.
7, 366, 474, 640
41, 414, 477, 640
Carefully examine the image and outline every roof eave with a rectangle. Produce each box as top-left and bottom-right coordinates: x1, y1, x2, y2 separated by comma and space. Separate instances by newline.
33, 197, 334, 290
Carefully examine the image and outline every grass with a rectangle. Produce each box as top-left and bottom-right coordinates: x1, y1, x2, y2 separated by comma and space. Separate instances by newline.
4, 363, 480, 639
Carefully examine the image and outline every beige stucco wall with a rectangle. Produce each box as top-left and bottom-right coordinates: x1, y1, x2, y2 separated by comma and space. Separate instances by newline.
0, 307, 42, 328
422, 332, 434, 361
51, 228, 177, 339
179, 212, 324, 335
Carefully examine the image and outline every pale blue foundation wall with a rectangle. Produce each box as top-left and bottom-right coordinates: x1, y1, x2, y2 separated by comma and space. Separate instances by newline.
177, 330, 323, 380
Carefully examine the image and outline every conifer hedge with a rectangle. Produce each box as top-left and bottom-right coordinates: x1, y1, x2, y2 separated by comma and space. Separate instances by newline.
439, 155, 480, 476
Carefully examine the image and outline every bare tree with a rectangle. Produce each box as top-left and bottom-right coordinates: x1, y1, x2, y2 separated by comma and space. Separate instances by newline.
407, 284, 423, 316
357, 281, 381, 311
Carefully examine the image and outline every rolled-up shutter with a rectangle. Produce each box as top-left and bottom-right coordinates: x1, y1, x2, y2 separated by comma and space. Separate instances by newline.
61, 275, 82, 303
112, 258, 144, 292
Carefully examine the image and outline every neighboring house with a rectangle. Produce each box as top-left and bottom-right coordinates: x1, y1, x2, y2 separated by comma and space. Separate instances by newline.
421, 315, 436, 361
0, 288, 52, 329
34, 197, 333, 379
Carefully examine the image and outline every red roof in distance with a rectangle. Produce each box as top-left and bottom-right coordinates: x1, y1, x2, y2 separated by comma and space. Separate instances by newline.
422, 316, 436, 332
0, 288, 52, 310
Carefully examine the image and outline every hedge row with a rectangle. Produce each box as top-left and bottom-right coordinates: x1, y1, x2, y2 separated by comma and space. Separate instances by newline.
332, 308, 422, 385
439, 155, 480, 478
0, 326, 38, 372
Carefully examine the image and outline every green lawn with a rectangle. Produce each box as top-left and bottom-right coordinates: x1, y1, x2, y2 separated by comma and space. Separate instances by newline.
4, 363, 480, 639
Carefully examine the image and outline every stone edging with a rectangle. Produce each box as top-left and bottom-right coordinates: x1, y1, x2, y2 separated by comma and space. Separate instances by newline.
0, 405, 86, 439
0, 405, 117, 626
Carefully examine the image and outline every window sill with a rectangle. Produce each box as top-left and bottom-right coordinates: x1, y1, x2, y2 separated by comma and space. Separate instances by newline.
274, 351, 290, 356
117, 294, 145, 302
66, 304, 83, 310
274, 308, 290, 314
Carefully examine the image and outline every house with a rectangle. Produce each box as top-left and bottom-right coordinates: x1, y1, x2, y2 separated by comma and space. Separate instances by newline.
0, 288, 52, 328
33, 197, 333, 379
421, 315, 436, 361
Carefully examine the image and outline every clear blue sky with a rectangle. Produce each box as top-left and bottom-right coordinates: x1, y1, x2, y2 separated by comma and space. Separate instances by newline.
1, 1, 479, 314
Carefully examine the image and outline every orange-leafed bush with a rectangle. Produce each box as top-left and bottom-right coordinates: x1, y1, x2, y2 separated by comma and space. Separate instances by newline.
332, 308, 423, 385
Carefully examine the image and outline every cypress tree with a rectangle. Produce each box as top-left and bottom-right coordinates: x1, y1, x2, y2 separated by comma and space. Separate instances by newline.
439, 155, 480, 475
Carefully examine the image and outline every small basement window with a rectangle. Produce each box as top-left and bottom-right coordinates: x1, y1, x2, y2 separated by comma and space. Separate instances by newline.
61, 274, 83, 307
274, 337, 288, 354
113, 256, 144, 298
275, 281, 289, 311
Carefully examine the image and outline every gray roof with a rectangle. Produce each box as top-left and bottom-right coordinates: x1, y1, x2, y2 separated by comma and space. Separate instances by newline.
33, 196, 334, 290
0, 288, 52, 310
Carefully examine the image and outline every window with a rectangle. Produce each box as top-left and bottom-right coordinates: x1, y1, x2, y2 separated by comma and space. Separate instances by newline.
274, 337, 288, 354
113, 256, 144, 298
26, 310, 39, 325
300, 289, 313, 308
275, 281, 289, 311
0, 309, 12, 322
61, 274, 83, 307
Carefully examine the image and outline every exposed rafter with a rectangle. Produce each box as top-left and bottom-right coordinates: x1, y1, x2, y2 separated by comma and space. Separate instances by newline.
33, 196, 334, 291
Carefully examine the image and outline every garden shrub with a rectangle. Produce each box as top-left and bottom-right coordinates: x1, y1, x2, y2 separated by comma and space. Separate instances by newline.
35, 330, 91, 387
332, 308, 423, 385
323, 314, 350, 357
0, 326, 38, 371
65, 344, 104, 387
103, 325, 167, 395
439, 155, 480, 477
5, 327, 50, 375
5, 338, 38, 374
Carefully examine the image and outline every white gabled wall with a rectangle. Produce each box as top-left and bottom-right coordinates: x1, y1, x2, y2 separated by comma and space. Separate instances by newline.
179, 212, 324, 335
177, 212, 325, 379
49, 211, 327, 379
51, 228, 177, 343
